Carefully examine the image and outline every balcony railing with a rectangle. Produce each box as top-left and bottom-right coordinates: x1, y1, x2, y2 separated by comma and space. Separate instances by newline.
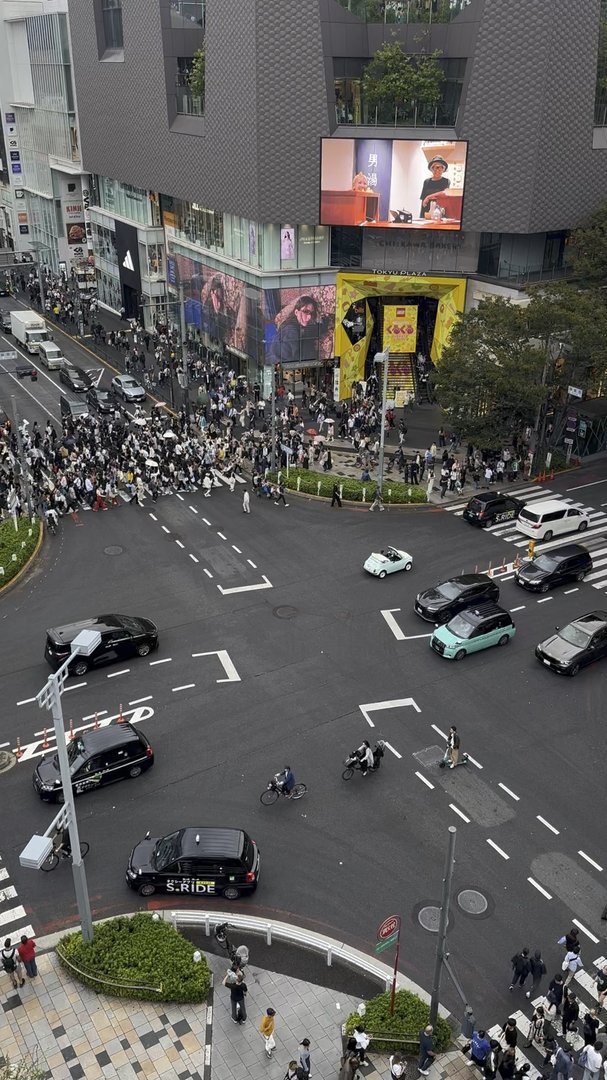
170, 1, 205, 28
335, 99, 459, 127
335, 0, 471, 23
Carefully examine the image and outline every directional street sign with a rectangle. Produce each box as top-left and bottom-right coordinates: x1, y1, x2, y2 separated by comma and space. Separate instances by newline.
375, 933, 398, 953
377, 915, 400, 941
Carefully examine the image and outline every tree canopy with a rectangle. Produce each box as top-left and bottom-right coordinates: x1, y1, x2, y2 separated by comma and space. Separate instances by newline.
362, 41, 444, 111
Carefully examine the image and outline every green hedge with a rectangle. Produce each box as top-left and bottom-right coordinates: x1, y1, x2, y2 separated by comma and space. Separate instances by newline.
57, 914, 211, 1003
345, 989, 452, 1054
0, 516, 41, 588
267, 469, 427, 504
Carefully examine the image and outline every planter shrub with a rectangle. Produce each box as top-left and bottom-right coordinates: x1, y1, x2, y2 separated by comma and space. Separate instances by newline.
0, 516, 40, 588
267, 469, 427, 504
57, 914, 211, 1003
345, 989, 452, 1054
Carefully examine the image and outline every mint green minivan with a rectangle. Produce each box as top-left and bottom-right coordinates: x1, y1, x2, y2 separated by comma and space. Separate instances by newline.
430, 602, 515, 661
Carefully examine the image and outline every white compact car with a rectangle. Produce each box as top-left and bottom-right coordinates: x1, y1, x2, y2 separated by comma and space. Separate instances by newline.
364, 546, 413, 578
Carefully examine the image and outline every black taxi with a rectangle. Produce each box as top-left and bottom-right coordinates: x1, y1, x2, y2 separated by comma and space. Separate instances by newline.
462, 491, 523, 528
33, 722, 154, 801
126, 826, 260, 900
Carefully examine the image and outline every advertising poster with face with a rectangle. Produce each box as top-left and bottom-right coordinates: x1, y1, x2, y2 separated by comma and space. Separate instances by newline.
173, 253, 249, 351
264, 286, 336, 366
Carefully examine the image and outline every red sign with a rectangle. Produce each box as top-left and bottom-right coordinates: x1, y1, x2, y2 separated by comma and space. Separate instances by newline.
377, 915, 400, 941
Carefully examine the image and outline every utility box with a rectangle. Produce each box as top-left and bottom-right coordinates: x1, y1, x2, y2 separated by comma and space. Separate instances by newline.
20, 834, 53, 869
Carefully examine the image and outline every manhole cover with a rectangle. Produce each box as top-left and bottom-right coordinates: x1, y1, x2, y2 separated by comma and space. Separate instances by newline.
418, 905, 441, 932
0, 750, 17, 774
413, 745, 444, 769
104, 545, 124, 556
273, 606, 298, 619
458, 889, 488, 915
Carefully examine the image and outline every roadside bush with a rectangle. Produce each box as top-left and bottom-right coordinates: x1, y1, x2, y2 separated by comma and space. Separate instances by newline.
0, 516, 40, 588
57, 913, 210, 1003
345, 989, 452, 1054
267, 469, 426, 504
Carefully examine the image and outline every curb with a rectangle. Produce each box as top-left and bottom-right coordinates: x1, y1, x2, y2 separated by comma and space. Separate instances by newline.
0, 517, 43, 596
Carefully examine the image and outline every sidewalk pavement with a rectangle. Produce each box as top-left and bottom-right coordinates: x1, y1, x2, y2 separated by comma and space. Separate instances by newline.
0, 935, 465, 1080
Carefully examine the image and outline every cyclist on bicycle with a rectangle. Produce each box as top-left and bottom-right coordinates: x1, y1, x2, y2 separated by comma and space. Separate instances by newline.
45, 506, 59, 531
276, 766, 295, 798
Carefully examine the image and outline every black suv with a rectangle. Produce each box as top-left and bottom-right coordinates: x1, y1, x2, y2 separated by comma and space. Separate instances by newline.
126, 827, 260, 900
33, 721, 154, 801
536, 610, 607, 676
59, 364, 91, 393
415, 573, 500, 623
515, 544, 593, 593
463, 491, 523, 528
44, 614, 159, 675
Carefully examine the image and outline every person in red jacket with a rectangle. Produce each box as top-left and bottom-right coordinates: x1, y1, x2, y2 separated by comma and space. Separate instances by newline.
17, 935, 37, 978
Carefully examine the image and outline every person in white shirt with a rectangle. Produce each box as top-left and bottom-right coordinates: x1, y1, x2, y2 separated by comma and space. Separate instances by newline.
580, 1040, 603, 1080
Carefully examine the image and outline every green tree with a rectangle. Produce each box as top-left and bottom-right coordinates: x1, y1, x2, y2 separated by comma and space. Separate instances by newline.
362, 40, 444, 113
188, 45, 205, 101
566, 201, 607, 283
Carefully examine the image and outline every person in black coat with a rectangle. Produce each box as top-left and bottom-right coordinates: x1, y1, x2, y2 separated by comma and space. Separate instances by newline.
561, 992, 579, 1037
510, 948, 531, 991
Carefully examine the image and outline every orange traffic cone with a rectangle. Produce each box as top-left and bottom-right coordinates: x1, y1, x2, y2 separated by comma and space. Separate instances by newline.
117, 703, 125, 723
14, 738, 23, 759
93, 712, 100, 730
41, 728, 49, 749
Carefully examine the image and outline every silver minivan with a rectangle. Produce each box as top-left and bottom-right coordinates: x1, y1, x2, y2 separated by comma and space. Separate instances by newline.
38, 340, 65, 370
517, 498, 590, 542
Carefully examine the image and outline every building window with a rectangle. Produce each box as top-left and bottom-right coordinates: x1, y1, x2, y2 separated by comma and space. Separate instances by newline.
102, 0, 123, 50
595, 0, 607, 124
333, 56, 464, 127
171, 2, 205, 29
176, 58, 204, 116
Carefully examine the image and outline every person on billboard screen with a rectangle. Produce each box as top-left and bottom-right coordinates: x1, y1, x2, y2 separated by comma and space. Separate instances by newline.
202, 274, 233, 345
420, 156, 450, 218
269, 294, 323, 365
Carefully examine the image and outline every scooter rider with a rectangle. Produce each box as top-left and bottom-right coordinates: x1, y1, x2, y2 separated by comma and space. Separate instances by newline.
356, 740, 375, 775
447, 726, 460, 768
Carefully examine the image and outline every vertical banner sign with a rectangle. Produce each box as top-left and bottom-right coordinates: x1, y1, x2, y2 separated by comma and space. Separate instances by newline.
383, 305, 418, 353
355, 140, 393, 223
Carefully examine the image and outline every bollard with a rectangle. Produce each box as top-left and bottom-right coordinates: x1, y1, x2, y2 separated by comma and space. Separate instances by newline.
388, 488, 392, 502
0, 568, 4, 576
11, 553, 17, 561
362, 486, 366, 502
14, 738, 23, 760
21, 541, 26, 549
41, 728, 49, 749
339, 484, 343, 500
297, 477, 301, 491
117, 703, 125, 723
487, 562, 492, 577
28, 529, 32, 537
317, 481, 321, 496
69, 718, 74, 739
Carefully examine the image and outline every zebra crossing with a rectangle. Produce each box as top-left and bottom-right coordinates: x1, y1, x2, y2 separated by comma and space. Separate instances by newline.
445, 485, 607, 593
479, 954, 606, 1080
0, 858, 35, 951
77, 466, 246, 510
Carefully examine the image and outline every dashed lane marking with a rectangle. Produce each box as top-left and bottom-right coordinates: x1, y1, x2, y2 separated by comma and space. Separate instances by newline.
189, 554, 199, 563
416, 771, 434, 790
537, 596, 553, 603
149, 658, 172, 666
578, 851, 603, 872
466, 753, 483, 769
175, 540, 185, 549
203, 568, 213, 578
63, 682, 87, 693
106, 669, 130, 678
247, 559, 257, 568
487, 838, 510, 860
202, 518, 212, 526
161, 525, 171, 534
217, 532, 227, 540
129, 696, 153, 704
528, 877, 552, 900
450, 804, 470, 824
171, 684, 196, 692
431, 723, 447, 739
232, 545, 242, 554
498, 782, 520, 801
510, 606, 526, 612
383, 741, 401, 759
189, 506, 198, 514
537, 815, 559, 835
564, 588, 579, 594
572, 918, 600, 943
17, 697, 37, 707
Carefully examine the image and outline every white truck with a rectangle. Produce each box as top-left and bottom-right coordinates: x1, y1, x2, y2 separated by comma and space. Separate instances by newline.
10, 309, 48, 354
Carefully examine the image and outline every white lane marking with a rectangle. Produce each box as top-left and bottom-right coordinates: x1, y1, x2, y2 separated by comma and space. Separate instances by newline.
487, 838, 510, 860
247, 559, 257, 568
537, 814, 560, 835
191, 650, 241, 683
106, 669, 130, 678
572, 918, 600, 944
175, 540, 185, 549
381, 609, 405, 641
0, 905, 27, 928
501, 574, 515, 581
16, 704, 155, 762
217, 576, 273, 594
232, 545, 242, 554
528, 877, 552, 900
172, 684, 196, 692
189, 554, 199, 563
217, 532, 227, 540
149, 513, 158, 521
431, 723, 447, 739
176, 493, 184, 501
189, 506, 198, 514
498, 782, 520, 801
17, 697, 37, 707
466, 753, 483, 770
0, 886, 18, 901
578, 850, 603, 872
0, 868, 8, 882
202, 518, 212, 526
203, 568, 213, 578
416, 771, 434, 789
359, 697, 421, 729
566, 478, 607, 491
129, 696, 153, 704
63, 682, 87, 693
450, 804, 470, 823
510, 606, 526, 613
80, 709, 108, 723
536, 596, 553, 604
149, 658, 172, 666
383, 740, 401, 759
161, 525, 171, 534
564, 588, 579, 594
0, 741, 8, 749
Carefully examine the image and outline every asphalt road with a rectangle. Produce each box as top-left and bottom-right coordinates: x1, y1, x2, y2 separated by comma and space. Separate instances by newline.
1, 465, 607, 1027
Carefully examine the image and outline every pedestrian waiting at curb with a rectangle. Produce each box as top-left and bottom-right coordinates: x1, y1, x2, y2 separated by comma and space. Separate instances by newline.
331, 482, 342, 508
349, 1025, 371, 1068
259, 1007, 276, 1058
500, 1018, 518, 1050
1, 938, 25, 989
418, 1024, 436, 1075
466, 1028, 491, 1066
482, 1040, 501, 1080
17, 935, 37, 979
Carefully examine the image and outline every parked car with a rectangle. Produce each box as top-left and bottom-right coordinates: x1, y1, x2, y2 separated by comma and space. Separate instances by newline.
111, 374, 146, 403
44, 614, 159, 675
364, 546, 413, 578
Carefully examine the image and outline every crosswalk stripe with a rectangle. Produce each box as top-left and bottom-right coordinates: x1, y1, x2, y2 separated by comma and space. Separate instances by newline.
0, 885, 18, 902
0, 904, 26, 927
586, 557, 607, 577
7, 924, 35, 943
511, 524, 607, 550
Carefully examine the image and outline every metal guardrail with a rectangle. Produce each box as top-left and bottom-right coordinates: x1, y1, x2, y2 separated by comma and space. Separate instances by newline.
164, 909, 407, 992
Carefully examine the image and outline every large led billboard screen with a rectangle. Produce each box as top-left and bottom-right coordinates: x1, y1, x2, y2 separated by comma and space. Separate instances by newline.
319, 138, 467, 230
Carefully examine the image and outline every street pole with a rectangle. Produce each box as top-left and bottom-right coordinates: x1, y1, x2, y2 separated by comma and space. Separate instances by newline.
44, 672, 93, 942
179, 282, 190, 427
389, 923, 401, 1016
10, 394, 34, 518
429, 825, 457, 1028
271, 380, 277, 471
376, 350, 389, 494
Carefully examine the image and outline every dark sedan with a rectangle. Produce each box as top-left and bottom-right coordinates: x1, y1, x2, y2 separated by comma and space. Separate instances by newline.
59, 364, 91, 393
86, 386, 113, 414
414, 573, 500, 623
515, 545, 593, 593
45, 614, 159, 676
535, 610, 607, 676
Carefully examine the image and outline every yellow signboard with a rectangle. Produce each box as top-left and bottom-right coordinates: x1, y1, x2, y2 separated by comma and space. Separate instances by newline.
383, 305, 418, 353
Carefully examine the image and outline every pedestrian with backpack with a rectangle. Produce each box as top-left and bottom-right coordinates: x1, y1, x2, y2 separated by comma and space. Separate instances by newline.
2, 937, 24, 989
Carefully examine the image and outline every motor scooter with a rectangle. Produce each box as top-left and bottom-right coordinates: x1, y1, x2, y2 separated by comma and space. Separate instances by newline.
439, 747, 468, 769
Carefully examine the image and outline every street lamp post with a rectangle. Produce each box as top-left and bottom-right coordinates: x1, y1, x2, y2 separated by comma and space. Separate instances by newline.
429, 825, 457, 1028
22, 629, 101, 942
374, 350, 390, 494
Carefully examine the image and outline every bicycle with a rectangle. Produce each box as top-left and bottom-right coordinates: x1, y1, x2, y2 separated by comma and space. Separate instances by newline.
40, 836, 89, 872
260, 775, 307, 805
214, 922, 249, 968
